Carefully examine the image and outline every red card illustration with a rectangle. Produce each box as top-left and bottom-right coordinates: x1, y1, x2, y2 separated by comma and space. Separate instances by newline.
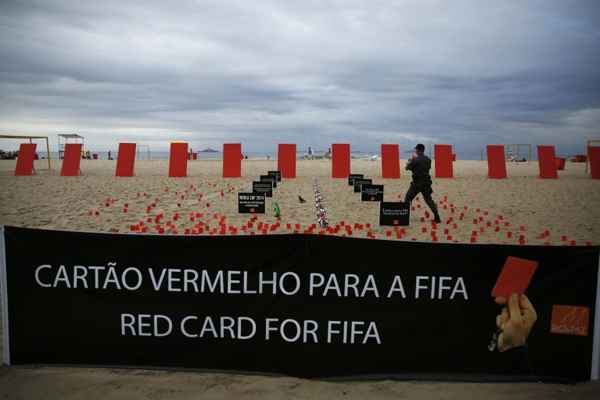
491, 256, 538, 298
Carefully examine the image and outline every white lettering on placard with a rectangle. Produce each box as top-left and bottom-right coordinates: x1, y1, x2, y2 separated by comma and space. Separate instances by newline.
123, 314, 385, 344
34, 264, 52, 287
386, 276, 406, 298
120, 313, 172, 337
103, 263, 121, 289
179, 316, 256, 339
415, 276, 468, 300
309, 273, 380, 298
33, 265, 469, 304
122, 267, 143, 290
73, 265, 88, 288
265, 318, 320, 343
34, 264, 144, 290
201, 270, 224, 293
327, 321, 381, 344
54, 265, 71, 288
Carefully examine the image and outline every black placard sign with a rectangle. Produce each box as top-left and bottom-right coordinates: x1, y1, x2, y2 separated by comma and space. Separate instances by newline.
238, 192, 266, 213
361, 184, 384, 202
348, 174, 364, 186
260, 175, 277, 188
268, 171, 282, 182
353, 178, 372, 193
252, 181, 272, 197
3, 226, 600, 382
379, 202, 410, 226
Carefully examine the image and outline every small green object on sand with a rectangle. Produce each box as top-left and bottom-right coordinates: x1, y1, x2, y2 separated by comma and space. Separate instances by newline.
273, 202, 281, 218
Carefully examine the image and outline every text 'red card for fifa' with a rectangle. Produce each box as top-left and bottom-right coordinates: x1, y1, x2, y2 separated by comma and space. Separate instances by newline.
491, 256, 538, 298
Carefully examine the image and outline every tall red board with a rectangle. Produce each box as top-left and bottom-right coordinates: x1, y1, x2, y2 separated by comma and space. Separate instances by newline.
537, 145, 558, 179
486, 145, 507, 179
14, 143, 37, 176
332, 143, 350, 178
60, 143, 82, 176
381, 144, 400, 178
277, 144, 296, 178
589, 146, 600, 179
434, 144, 453, 178
223, 143, 242, 178
169, 143, 188, 177
115, 143, 136, 177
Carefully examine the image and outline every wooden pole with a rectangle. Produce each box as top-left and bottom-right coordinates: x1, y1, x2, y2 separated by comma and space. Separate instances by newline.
46, 137, 51, 170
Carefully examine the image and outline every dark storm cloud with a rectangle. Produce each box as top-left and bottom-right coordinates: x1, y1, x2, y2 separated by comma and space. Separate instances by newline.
1, 0, 599, 157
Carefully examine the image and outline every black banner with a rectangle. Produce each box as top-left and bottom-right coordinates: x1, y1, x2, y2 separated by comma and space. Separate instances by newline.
361, 184, 384, 202
380, 202, 410, 226
238, 193, 265, 214
252, 181, 272, 197
353, 179, 372, 193
259, 175, 277, 188
348, 174, 364, 186
3, 226, 599, 381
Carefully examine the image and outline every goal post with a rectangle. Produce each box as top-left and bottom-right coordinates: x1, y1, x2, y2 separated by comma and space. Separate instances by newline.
505, 144, 532, 162
0, 134, 52, 170
136, 145, 151, 160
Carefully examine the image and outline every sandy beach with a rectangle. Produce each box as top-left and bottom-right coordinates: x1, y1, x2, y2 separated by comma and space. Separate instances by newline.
0, 159, 598, 245
1, 158, 600, 400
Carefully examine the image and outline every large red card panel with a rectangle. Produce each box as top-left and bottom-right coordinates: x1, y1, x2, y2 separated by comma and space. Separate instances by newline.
537, 145, 558, 179
60, 143, 82, 176
381, 144, 400, 179
223, 143, 242, 178
332, 143, 350, 178
115, 143, 136, 177
486, 145, 507, 179
277, 144, 296, 178
15, 143, 36, 176
434, 144, 453, 178
169, 143, 188, 177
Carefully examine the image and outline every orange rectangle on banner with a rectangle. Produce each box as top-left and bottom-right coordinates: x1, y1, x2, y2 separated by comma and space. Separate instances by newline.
381, 144, 400, 178
537, 145, 558, 179
15, 143, 37, 176
278, 144, 296, 178
486, 145, 507, 179
115, 143, 136, 177
223, 143, 242, 178
60, 143, 82, 176
332, 143, 350, 178
434, 144, 453, 178
169, 142, 188, 177
589, 146, 600, 179
550, 305, 589, 336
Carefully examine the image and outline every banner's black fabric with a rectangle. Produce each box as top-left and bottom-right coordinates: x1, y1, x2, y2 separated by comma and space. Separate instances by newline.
4, 226, 599, 381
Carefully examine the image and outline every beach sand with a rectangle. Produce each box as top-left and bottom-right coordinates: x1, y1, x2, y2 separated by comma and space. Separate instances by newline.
1, 158, 600, 399
1, 366, 600, 400
0, 159, 598, 244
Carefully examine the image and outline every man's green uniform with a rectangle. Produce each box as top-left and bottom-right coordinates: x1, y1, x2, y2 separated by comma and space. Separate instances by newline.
404, 152, 441, 223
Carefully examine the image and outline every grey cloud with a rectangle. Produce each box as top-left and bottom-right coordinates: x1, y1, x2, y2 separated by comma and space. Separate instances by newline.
1, 1, 599, 158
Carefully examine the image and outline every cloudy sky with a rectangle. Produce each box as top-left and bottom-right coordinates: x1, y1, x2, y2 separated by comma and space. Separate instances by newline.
1, 0, 599, 157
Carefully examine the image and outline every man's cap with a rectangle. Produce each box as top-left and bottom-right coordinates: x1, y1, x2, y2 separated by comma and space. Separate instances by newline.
415, 143, 425, 151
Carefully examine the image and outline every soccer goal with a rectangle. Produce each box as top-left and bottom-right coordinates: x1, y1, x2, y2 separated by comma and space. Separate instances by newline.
0, 134, 52, 170
505, 144, 532, 162
136, 145, 151, 160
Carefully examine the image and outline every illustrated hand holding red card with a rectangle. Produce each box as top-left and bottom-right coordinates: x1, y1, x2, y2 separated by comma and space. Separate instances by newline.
492, 256, 539, 299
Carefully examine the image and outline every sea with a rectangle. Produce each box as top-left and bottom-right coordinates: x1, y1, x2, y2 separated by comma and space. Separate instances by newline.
38, 150, 389, 161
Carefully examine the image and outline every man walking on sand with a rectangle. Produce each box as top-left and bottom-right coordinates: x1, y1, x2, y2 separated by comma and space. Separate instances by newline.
404, 143, 442, 223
